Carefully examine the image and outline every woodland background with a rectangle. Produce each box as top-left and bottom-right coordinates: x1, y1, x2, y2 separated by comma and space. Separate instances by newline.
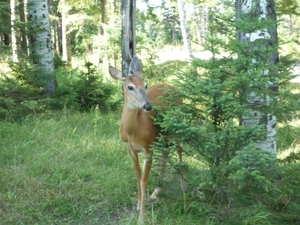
0, 0, 300, 224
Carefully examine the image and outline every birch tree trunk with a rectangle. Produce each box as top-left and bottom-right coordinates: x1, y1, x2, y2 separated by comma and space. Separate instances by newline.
236, 0, 278, 155
177, 0, 193, 59
19, 0, 28, 52
194, 4, 205, 46
23, 0, 30, 56
61, 0, 71, 65
27, 0, 56, 94
10, 0, 21, 62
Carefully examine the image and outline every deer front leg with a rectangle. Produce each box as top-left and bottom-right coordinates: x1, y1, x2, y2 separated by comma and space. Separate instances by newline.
138, 153, 152, 223
128, 146, 142, 211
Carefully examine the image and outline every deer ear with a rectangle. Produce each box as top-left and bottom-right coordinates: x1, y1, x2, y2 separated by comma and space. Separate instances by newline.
109, 66, 126, 81
129, 56, 142, 76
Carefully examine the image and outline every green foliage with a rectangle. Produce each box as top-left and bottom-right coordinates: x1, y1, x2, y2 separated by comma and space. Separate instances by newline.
51, 61, 120, 111
227, 147, 278, 193
277, 0, 300, 16
136, 2, 181, 47
0, 58, 120, 120
0, 74, 42, 121
0, 1, 10, 36
8, 59, 48, 89
0, 59, 49, 121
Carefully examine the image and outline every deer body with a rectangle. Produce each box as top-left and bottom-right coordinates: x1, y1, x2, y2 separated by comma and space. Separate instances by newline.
120, 83, 173, 148
109, 57, 184, 223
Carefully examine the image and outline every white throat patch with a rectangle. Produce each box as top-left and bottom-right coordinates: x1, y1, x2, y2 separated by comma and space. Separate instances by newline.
127, 101, 137, 109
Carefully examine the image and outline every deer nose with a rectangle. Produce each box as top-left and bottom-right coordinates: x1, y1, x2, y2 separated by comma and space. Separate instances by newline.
143, 102, 152, 111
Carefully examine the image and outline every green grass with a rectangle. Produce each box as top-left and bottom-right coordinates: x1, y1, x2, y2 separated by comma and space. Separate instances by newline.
1, 108, 300, 225
0, 111, 134, 224
0, 111, 197, 225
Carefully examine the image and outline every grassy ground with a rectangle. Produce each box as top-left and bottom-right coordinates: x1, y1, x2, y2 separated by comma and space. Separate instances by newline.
1, 110, 300, 224
0, 111, 197, 225
0, 111, 130, 224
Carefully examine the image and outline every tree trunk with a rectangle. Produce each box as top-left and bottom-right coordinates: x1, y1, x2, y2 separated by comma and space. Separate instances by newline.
22, 0, 30, 56
121, 0, 136, 75
236, 0, 278, 154
27, 0, 56, 94
194, 4, 205, 46
108, 0, 119, 66
177, 0, 193, 59
18, 0, 29, 53
288, 14, 293, 34
99, 0, 107, 35
10, 0, 21, 62
61, 0, 71, 65
57, 20, 62, 55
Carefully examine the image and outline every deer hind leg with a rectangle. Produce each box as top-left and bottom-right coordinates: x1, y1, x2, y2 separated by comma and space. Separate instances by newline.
150, 151, 169, 201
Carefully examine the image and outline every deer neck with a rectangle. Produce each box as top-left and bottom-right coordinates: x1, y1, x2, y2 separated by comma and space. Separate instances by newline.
121, 99, 139, 136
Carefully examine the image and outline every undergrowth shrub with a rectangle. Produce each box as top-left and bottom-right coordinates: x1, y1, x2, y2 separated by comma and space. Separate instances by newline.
0, 75, 41, 120
0, 58, 120, 120
8, 59, 49, 88
51, 61, 120, 111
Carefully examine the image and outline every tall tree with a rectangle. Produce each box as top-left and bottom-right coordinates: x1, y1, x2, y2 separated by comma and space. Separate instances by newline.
99, 0, 107, 35
193, 4, 206, 46
10, 0, 21, 62
19, 0, 30, 54
27, 0, 56, 94
177, 0, 193, 58
236, 0, 278, 154
61, 0, 71, 65
121, 0, 136, 74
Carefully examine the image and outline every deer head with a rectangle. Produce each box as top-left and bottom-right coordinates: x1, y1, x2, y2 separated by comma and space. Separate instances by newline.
109, 56, 152, 111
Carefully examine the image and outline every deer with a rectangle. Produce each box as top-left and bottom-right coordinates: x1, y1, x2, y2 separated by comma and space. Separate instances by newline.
108, 56, 185, 223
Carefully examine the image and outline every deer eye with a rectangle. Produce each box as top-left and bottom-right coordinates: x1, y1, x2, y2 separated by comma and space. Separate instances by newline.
128, 85, 134, 91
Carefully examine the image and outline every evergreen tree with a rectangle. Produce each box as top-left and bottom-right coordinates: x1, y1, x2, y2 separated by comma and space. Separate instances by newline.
153, 1, 297, 208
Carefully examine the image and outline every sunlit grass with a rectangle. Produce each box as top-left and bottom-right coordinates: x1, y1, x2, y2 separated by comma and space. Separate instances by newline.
0, 111, 137, 224
0, 110, 199, 225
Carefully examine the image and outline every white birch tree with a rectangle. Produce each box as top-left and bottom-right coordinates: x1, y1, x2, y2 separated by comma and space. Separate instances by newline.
27, 0, 55, 94
236, 0, 278, 155
193, 4, 203, 46
61, 0, 71, 65
177, 0, 193, 59
10, 0, 21, 62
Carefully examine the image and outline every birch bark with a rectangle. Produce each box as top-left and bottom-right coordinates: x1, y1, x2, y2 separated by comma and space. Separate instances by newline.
10, 0, 21, 62
61, 0, 71, 65
236, 0, 278, 154
177, 0, 193, 59
27, 0, 55, 94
